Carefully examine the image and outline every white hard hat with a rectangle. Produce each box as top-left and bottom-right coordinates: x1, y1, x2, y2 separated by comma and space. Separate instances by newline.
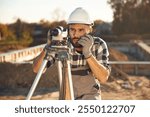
67, 7, 93, 25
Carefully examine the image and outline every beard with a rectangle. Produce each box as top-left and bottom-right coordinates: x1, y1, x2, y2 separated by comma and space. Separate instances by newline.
70, 38, 83, 48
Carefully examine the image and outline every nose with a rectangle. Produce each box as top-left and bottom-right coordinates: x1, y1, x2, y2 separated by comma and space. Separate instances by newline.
73, 30, 80, 38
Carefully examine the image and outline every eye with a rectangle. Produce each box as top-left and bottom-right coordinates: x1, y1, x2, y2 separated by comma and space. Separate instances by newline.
79, 29, 84, 32
69, 28, 75, 32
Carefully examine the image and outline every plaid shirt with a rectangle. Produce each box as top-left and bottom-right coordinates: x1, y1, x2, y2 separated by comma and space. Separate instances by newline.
47, 36, 110, 72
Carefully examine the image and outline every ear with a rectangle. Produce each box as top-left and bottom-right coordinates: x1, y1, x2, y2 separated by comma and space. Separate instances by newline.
90, 27, 93, 33
88, 26, 93, 33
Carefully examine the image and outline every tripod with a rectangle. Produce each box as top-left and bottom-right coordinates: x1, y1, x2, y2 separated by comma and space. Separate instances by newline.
26, 48, 74, 100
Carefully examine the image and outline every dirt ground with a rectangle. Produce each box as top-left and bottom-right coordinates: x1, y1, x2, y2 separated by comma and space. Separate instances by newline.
0, 48, 150, 100
0, 63, 150, 100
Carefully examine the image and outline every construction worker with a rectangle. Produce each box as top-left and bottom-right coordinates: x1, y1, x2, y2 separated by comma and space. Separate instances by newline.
33, 7, 110, 100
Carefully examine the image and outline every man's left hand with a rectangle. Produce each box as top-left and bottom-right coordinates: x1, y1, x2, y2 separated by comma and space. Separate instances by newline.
78, 35, 94, 58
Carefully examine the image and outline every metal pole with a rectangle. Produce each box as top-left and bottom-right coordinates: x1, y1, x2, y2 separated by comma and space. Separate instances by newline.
66, 60, 74, 100
26, 59, 48, 100
57, 61, 62, 89
57, 60, 65, 100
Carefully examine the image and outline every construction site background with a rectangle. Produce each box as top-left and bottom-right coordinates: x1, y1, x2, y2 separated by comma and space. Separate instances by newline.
0, 35, 150, 100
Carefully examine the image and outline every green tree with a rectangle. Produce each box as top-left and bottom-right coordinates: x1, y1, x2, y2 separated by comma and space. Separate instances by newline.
0, 23, 16, 41
108, 0, 150, 35
19, 31, 33, 46
9, 18, 33, 46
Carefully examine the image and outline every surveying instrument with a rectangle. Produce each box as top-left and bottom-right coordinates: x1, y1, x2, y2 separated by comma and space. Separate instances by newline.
26, 26, 74, 100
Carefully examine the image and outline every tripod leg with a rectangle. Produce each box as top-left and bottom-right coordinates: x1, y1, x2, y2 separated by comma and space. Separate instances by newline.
26, 59, 48, 100
66, 60, 74, 100
57, 61, 62, 90
57, 61, 64, 100
58, 60, 74, 100
61, 60, 74, 100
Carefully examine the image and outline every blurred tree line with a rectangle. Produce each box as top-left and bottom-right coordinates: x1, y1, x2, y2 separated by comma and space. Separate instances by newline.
0, 18, 111, 48
0, 19, 67, 47
108, 0, 150, 35
0, 19, 33, 47
1, 0, 150, 49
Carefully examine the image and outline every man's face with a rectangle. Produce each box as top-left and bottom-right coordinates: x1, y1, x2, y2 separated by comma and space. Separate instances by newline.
68, 24, 91, 48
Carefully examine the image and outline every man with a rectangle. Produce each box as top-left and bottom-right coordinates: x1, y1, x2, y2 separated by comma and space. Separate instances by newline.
33, 7, 110, 100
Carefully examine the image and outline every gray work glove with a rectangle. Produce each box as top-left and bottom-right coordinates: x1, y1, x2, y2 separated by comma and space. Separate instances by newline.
78, 35, 94, 58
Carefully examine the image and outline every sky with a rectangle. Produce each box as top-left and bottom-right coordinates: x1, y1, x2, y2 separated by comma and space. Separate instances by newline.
0, 0, 113, 24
